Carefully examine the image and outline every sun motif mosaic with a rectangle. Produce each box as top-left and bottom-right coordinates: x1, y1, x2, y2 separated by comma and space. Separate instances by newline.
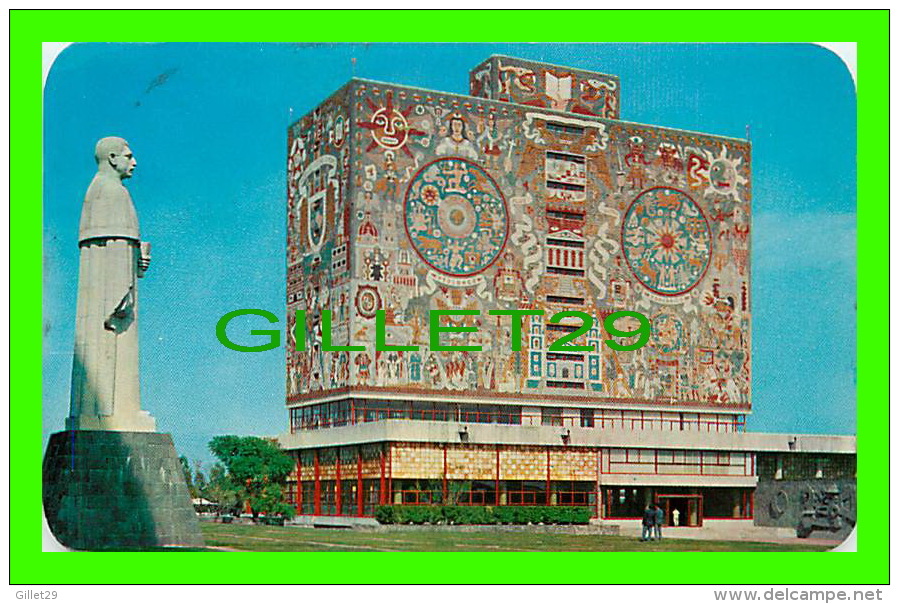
404, 158, 509, 276
622, 187, 712, 296
357, 91, 425, 157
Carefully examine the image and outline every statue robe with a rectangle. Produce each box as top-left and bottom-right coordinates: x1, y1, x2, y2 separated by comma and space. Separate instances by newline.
68, 172, 155, 432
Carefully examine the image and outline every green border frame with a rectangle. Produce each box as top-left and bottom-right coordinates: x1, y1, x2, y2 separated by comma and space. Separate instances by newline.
15, 9, 888, 585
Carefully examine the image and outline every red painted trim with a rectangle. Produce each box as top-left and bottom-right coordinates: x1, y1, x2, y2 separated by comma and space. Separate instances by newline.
392, 488, 597, 508
335, 448, 342, 515
285, 388, 752, 412
602, 470, 748, 477
387, 445, 393, 505
357, 447, 364, 517
495, 448, 501, 504
379, 446, 386, 506
442, 445, 448, 502
546, 449, 551, 505
313, 449, 321, 516
295, 454, 302, 514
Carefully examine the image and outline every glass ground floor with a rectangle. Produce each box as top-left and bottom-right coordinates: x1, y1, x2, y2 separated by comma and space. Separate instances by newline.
603, 485, 753, 525
284, 441, 755, 522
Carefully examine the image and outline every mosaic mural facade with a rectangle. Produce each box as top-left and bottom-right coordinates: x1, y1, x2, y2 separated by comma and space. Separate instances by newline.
287, 84, 353, 395
286, 59, 752, 415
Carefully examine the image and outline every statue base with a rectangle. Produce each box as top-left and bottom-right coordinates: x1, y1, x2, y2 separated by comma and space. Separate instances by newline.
66, 411, 157, 432
43, 430, 204, 550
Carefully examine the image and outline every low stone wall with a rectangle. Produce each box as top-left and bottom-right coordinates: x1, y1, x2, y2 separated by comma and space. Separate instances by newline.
373, 523, 620, 535
284, 514, 620, 534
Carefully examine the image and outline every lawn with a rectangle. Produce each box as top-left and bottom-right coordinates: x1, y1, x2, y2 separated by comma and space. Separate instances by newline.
200, 522, 832, 552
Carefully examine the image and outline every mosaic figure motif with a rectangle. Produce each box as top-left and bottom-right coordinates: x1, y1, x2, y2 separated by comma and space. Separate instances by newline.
404, 158, 509, 276
286, 86, 353, 397
651, 314, 685, 354
622, 187, 712, 296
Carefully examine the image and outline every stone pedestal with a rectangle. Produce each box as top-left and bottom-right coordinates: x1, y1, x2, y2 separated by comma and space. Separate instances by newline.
43, 430, 204, 550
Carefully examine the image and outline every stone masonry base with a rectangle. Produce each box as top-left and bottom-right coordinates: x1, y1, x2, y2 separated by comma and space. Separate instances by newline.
43, 430, 204, 550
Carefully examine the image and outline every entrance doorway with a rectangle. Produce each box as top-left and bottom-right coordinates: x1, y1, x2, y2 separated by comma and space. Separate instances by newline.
658, 494, 703, 527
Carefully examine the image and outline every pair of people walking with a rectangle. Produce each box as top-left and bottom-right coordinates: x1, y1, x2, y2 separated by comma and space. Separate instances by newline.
640, 503, 665, 541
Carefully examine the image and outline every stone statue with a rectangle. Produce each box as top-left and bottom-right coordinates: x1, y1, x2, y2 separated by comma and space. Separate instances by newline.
68, 136, 155, 432
44, 137, 203, 550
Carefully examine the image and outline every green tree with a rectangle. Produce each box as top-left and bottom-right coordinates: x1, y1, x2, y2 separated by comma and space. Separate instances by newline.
179, 455, 198, 498
203, 462, 242, 517
193, 460, 208, 497
208, 435, 295, 520
250, 483, 295, 519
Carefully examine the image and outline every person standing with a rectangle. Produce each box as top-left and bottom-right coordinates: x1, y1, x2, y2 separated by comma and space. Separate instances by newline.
641, 503, 655, 541
654, 503, 664, 540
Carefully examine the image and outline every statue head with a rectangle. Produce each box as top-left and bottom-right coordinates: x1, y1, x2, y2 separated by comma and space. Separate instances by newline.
94, 136, 136, 180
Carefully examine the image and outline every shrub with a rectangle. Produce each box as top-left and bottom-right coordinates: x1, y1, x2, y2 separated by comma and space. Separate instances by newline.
518, 506, 542, 525
374, 506, 396, 524
262, 516, 286, 526
494, 506, 516, 524
441, 505, 462, 525
402, 506, 442, 524
373, 505, 591, 525
446, 506, 494, 525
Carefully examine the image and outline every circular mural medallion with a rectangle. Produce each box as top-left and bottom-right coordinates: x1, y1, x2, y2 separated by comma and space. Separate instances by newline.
355, 285, 381, 319
622, 187, 712, 296
404, 157, 509, 276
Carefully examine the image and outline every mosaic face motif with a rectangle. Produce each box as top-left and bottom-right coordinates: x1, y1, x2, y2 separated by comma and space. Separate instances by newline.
358, 91, 424, 157
710, 159, 736, 192
404, 158, 509, 276
622, 187, 712, 296
707, 146, 747, 202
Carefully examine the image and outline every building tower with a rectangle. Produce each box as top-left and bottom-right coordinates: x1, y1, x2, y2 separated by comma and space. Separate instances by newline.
280, 55, 760, 524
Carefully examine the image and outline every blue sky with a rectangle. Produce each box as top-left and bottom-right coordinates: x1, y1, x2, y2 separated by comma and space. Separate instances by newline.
42, 43, 857, 467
